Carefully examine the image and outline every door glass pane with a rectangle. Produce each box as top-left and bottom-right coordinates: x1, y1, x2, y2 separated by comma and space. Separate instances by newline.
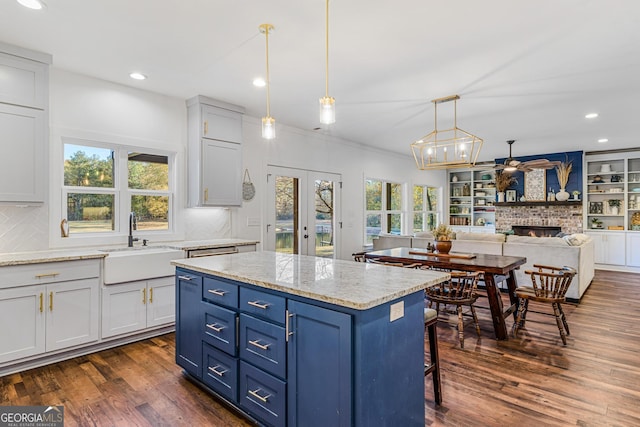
366, 214, 381, 244
64, 144, 114, 188
314, 180, 334, 258
131, 195, 169, 230
66, 193, 114, 233
275, 176, 298, 254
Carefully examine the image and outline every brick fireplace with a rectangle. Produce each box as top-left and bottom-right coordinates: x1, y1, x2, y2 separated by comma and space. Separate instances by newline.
496, 203, 583, 234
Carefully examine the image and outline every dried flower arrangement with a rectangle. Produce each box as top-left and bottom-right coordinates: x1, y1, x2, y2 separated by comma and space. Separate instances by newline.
432, 224, 454, 241
495, 171, 517, 192
556, 160, 573, 189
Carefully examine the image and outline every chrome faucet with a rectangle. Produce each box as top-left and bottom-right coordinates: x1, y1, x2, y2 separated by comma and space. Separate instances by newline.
128, 212, 139, 247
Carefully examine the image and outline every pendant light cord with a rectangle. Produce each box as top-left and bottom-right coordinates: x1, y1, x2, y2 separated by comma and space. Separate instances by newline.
325, 0, 329, 98
265, 26, 271, 117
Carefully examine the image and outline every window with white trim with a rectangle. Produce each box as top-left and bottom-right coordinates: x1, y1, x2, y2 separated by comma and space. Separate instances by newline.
364, 178, 403, 244
62, 141, 173, 236
413, 184, 440, 232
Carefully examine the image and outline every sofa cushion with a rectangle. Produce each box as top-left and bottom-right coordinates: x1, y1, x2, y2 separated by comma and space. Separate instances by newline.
456, 232, 505, 243
413, 231, 434, 239
563, 233, 591, 246
506, 235, 569, 246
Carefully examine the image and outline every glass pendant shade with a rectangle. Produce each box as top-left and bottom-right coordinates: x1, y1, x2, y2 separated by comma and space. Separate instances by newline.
262, 116, 275, 140
319, 96, 336, 124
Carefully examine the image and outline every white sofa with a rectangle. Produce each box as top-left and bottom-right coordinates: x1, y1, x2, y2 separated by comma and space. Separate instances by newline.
371, 232, 595, 301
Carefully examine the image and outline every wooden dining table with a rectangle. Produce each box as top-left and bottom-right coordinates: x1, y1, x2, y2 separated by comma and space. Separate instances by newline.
364, 247, 527, 340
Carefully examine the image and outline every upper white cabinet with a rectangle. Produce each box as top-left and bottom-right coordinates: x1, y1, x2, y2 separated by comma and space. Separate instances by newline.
0, 44, 51, 204
187, 95, 245, 207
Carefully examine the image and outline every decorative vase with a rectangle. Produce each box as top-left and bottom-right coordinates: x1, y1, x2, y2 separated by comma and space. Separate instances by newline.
611, 206, 619, 216
497, 192, 505, 203
434, 240, 452, 254
555, 188, 570, 201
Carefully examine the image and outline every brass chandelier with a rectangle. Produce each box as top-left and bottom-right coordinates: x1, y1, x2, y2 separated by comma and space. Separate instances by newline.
411, 95, 483, 170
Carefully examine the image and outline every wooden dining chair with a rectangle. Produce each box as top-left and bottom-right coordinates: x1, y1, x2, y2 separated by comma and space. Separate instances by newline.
424, 307, 442, 404
512, 264, 577, 345
352, 251, 367, 262
424, 271, 482, 348
367, 258, 421, 268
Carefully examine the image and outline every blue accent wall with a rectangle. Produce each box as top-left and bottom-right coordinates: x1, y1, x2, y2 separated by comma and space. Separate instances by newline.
495, 151, 583, 199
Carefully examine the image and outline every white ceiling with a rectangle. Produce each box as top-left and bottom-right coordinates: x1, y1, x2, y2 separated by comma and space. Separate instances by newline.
1, 0, 639, 162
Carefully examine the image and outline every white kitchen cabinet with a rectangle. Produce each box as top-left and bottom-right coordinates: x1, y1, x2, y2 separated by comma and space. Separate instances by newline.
186, 95, 245, 207
0, 271, 99, 364
588, 231, 626, 266
626, 233, 640, 267
101, 276, 175, 338
0, 45, 50, 204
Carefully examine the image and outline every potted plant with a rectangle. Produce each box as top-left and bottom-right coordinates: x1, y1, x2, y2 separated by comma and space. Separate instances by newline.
495, 171, 517, 203
572, 190, 581, 201
608, 199, 621, 215
432, 224, 454, 254
555, 160, 572, 201
591, 217, 602, 229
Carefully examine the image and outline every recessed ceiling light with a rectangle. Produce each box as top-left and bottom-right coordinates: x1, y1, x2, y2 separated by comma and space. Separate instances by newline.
585, 113, 599, 119
253, 78, 266, 87
129, 72, 147, 80
16, 0, 46, 10
597, 138, 609, 143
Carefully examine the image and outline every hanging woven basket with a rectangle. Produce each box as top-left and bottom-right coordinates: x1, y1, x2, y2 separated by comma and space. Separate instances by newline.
242, 169, 255, 201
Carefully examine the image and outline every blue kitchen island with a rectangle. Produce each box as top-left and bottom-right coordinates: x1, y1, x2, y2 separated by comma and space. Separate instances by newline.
172, 251, 449, 427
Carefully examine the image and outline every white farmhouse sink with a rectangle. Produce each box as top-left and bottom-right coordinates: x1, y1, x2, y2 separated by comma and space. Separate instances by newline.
101, 247, 184, 284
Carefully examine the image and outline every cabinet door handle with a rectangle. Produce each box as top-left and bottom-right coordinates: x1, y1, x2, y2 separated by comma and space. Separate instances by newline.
142, 288, 146, 304
247, 301, 270, 310
35, 272, 60, 279
204, 120, 208, 136
149, 287, 153, 303
39, 293, 43, 313
49, 291, 53, 311
248, 388, 271, 403
285, 310, 294, 342
208, 289, 227, 296
204, 188, 209, 202
248, 339, 271, 351
178, 275, 193, 281
208, 365, 228, 377
206, 323, 225, 332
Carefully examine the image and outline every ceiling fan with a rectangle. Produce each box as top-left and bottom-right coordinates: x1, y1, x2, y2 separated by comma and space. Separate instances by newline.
494, 140, 560, 172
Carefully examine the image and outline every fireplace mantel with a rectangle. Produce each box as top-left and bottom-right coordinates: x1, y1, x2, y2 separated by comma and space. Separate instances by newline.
495, 201, 582, 208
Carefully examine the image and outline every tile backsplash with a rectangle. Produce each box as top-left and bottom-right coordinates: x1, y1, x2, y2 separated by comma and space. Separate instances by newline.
0, 206, 49, 253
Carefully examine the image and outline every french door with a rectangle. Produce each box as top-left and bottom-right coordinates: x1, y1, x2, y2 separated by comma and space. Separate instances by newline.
266, 166, 341, 258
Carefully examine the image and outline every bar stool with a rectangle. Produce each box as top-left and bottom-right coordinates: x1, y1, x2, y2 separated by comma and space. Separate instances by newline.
424, 307, 442, 404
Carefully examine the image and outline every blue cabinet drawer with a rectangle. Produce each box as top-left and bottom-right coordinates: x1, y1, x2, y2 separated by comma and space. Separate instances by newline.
202, 302, 237, 356
203, 343, 238, 403
203, 277, 238, 308
240, 287, 286, 324
239, 314, 286, 379
239, 361, 286, 427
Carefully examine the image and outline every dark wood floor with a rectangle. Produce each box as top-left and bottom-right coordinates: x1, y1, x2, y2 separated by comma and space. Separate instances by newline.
1, 269, 638, 426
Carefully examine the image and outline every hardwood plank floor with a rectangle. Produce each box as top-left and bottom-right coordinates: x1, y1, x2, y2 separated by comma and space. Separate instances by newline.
1, 269, 638, 426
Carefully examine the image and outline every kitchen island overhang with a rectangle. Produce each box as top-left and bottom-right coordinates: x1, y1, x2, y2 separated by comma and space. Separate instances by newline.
172, 251, 449, 427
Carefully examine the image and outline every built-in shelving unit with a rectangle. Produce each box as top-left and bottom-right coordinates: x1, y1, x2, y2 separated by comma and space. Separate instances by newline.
448, 168, 496, 230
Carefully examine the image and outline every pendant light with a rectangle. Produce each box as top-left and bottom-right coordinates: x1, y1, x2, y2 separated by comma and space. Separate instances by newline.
319, 0, 335, 124
260, 24, 276, 140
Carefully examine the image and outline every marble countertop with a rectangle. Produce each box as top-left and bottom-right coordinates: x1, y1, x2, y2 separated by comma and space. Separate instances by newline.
164, 239, 259, 251
172, 251, 449, 310
0, 249, 107, 267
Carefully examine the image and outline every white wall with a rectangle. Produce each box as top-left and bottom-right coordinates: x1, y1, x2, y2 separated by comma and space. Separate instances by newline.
0, 68, 446, 256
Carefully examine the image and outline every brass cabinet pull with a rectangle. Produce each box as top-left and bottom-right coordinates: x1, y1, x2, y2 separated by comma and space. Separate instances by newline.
208, 365, 228, 377
204, 188, 209, 202
208, 289, 227, 296
204, 121, 208, 136
178, 275, 192, 281
247, 301, 269, 310
149, 287, 153, 303
35, 272, 60, 279
206, 323, 225, 332
142, 288, 146, 304
49, 291, 53, 311
248, 339, 270, 351
248, 388, 271, 403
39, 293, 43, 313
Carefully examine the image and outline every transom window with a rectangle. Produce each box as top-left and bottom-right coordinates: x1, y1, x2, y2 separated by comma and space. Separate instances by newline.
365, 179, 403, 244
62, 141, 173, 236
